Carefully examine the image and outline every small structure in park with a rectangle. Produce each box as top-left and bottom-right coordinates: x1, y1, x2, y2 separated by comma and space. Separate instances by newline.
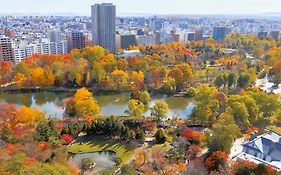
236, 131, 281, 171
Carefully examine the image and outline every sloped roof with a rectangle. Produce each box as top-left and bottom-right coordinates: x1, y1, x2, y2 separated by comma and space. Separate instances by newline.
243, 132, 281, 161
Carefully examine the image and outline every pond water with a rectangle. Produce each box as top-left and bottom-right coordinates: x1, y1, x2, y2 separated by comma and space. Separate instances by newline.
69, 151, 116, 173
0, 91, 194, 119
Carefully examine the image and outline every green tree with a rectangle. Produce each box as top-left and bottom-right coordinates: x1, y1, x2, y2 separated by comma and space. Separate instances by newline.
151, 101, 169, 122
237, 73, 250, 88
207, 111, 240, 153
131, 90, 151, 105
214, 74, 224, 89
248, 89, 280, 117
162, 77, 176, 94
155, 128, 167, 143
228, 72, 237, 88
81, 157, 95, 172
273, 73, 281, 86
135, 127, 145, 143
126, 99, 145, 116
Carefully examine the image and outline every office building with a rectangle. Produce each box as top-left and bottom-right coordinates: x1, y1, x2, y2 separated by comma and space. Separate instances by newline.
13, 48, 26, 63
92, 3, 116, 53
187, 32, 195, 42
194, 29, 203, 41
270, 31, 280, 41
258, 31, 268, 40
67, 31, 86, 52
213, 26, 230, 41
47, 29, 62, 42
0, 35, 14, 62
121, 35, 137, 49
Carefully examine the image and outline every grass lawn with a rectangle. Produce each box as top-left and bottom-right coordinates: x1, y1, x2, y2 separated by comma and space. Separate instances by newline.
151, 143, 171, 152
68, 135, 134, 163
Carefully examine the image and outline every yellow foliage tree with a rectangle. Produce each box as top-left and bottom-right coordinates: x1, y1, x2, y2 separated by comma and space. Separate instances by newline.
13, 73, 26, 87
18, 106, 45, 126
74, 87, 100, 117
30, 67, 44, 86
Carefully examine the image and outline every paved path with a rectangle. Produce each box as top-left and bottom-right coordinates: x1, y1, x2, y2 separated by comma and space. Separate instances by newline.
229, 137, 246, 160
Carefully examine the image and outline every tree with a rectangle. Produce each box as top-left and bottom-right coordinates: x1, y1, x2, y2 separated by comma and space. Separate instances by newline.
81, 157, 94, 172
187, 145, 201, 160
237, 73, 250, 88
228, 72, 237, 88
34, 120, 58, 142
13, 73, 26, 87
182, 128, 203, 145
111, 70, 129, 89
92, 62, 106, 85
30, 67, 45, 86
18, 106, 45, 126
169, 66, 184, 87
248, 89, 280, 117
73, 87, 100, 117
214, 74, 224, 89
228, 102, 250, 129
205, 151, 228, 172
151, 101, 169, 122
135, 127, 145, 143
191, 84, 219, 125
126, 99, 145, 116
131, 90, 150, 105
130, 71, 144, 91
59, 134, 73, 145
273, 73, 281, 86
227, 95, 259, 124
207, 111, 240, 153
119, 164, 137, 175
162, 77, 176, 94
155, 128, 167, 143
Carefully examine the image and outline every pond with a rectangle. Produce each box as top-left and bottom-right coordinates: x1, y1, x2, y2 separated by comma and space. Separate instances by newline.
69, 151, 116, 174
0, 91, 194, 119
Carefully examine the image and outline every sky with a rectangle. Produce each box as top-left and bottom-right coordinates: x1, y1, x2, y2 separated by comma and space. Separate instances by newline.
1, 0, 281, 16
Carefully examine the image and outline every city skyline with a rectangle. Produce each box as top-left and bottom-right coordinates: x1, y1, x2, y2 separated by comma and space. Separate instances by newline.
1, 0, 281, 16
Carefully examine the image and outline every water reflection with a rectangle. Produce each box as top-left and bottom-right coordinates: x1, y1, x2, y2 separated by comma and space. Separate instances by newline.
0, 91, 194, 119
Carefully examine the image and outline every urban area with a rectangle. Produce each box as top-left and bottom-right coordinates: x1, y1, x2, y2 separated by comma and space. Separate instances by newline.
0, 2, 281, 175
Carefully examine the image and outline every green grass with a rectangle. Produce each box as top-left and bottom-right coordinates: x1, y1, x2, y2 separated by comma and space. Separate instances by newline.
68, 136, 134, 163
151, 143, 171, 152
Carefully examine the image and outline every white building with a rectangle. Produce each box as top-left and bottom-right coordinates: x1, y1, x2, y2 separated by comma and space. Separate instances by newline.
136, 35, 155, 46
236, 131, 281, 171
13, 48, 26, 63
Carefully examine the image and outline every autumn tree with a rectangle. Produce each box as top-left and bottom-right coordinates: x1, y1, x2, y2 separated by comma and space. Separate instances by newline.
162, 77, 176, 94
151, 101, 169, 122
206, 111, 240, 153
13, 73, 26, 87
111, 70, 129, 89
73, 87, 100, 118
205, 151, 228, 172
18, 106, 45, 126
126, 99, 145, 116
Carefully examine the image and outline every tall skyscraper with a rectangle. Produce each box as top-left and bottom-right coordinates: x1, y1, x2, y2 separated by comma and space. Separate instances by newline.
92, 3, 116, 53
213, 26, 230, 42
0, 35, 14, 62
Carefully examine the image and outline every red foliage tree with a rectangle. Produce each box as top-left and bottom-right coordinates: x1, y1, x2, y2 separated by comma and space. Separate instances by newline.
59, 134, 73, 145
205, 151, 228, 172
182, 128, 203, 145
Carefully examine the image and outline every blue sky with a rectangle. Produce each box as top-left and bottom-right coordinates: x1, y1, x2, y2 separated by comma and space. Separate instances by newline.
1, 0, 281, 15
